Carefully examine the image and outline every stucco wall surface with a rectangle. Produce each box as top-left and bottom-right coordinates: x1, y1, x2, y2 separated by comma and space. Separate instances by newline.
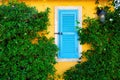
0, 0, 107, 79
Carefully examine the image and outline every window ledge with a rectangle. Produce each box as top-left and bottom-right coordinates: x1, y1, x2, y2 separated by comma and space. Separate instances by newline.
56, 58, 81, 62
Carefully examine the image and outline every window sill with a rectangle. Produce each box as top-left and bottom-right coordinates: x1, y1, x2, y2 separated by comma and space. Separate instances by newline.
56, 58, 81, 62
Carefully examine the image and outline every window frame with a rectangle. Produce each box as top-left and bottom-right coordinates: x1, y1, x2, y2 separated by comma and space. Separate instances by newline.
55, 6, 82, 62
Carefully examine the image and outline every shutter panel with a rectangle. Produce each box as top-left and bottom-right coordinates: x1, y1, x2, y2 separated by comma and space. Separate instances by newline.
58, 10, 79, 58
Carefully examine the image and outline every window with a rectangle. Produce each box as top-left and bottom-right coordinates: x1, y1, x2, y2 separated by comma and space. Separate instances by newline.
55, 6, 82, 62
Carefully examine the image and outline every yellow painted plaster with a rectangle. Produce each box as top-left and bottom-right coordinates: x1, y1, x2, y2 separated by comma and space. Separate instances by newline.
21, 0, 107, 75
0, 0, 108, 79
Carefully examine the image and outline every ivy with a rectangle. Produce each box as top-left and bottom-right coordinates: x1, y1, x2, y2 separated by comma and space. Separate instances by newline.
0, 2, 58, 80
64, 2, 120, 80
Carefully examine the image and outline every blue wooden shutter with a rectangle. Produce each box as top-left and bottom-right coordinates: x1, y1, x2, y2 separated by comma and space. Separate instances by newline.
58, 10, 79, 58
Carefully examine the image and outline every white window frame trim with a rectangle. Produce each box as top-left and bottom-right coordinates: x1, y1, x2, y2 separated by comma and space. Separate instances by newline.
55, 6, 82, 62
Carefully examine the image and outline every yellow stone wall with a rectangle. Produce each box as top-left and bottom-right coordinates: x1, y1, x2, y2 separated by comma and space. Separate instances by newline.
0, 0, 108, 78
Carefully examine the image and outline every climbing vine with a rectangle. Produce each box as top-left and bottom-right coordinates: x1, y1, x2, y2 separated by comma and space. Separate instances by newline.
0, 2, 58, 80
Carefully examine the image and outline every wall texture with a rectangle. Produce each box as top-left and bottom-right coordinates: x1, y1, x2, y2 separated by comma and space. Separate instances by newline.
0, 0, 107, 78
